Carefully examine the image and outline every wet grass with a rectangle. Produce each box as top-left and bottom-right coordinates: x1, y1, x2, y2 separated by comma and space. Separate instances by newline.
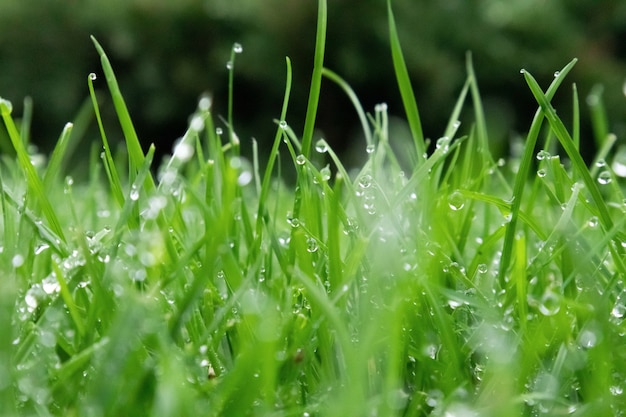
1, 0, 626, 415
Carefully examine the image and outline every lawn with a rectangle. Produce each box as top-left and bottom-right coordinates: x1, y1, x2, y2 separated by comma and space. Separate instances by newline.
1, 0, 625, 416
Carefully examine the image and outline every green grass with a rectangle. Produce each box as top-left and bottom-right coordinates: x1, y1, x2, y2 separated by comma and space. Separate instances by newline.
1, 1, 626, 416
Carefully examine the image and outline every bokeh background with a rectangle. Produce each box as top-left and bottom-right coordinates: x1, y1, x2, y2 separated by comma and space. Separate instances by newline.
0, 0, 625, 166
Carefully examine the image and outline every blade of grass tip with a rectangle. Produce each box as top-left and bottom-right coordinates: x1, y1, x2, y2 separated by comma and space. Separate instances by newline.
523, 69, 614, 232
301, 0, 327, 158
498, 59, 577, 285
21, 96, 33, 145
43, 122, 73, 189
443, 77, 470, 140
590, 133, 617, 179
387, 0, 425, 162
572, 83, 580, 151
466, 53, 488, 147
91, 36, 154, 191
587, 84, 609, 148
227, 42, 242, 156
322, 68, 372, 146
88, 72, 125, 208
255, 57, 292, 246
0, 97, 66, 242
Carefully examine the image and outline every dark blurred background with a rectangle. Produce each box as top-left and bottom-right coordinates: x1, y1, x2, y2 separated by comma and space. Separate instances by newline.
0, 0, 625, 168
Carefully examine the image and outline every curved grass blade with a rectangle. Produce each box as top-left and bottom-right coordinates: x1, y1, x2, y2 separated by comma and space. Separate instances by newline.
322, 68, 372, 146
522, 68, 614, 233
91, 36, 155, 191
498, 59, 577, 285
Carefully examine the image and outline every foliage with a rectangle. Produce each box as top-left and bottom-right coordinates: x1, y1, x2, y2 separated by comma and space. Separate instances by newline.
1, 1, 626, 416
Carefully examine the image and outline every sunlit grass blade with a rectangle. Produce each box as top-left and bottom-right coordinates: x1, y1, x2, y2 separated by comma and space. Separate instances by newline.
387, 0, 425, 162
91, 36, 155, 191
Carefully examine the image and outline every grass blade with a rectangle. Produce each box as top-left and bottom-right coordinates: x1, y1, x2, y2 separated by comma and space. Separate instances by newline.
300, 0, 327, 158
387, 0, 426, 162
498, 59, 577, 284
91, 36, 155, 192
0, 98, 66, 242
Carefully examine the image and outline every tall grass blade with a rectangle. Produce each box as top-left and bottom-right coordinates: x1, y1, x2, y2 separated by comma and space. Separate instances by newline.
498, 59, 577, 284
91, 36, 155, 191
301, 0, 327, 158
387, 0, 425, 162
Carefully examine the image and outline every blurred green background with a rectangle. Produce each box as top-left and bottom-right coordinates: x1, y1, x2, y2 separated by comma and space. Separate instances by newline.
0, 0, 625, 165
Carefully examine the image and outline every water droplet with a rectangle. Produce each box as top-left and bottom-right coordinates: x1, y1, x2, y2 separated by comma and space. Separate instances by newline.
295, 154, 306, 166
436, 136, 450, 152
315, 139, 328, 153
366, 144, 375, 154
172, 139, 194, 162
230, 157, 253, 186
198, 94, 212, 111
538, 290, 560, 316
611, 303, 625, 319
320, 165, 331, 181
226, 60, 233, 70
448, 190, 465, 211
610, 385, 624, 396
596, 159, 607, 167
232, 42, 243, 54
375, 102, 388, 112
598, 170, 612, 185
358, 174, 372, 189
42, 275, 60, 294
537, 169, 547, 178
477, 264, 488, 274
12, 254, 24, 268
0, 98, 12, 115
279, 120, 288, 130
587, 216, 599, 228
536, 150, 551, 160
519, 68, 526, 74
24, 287, 38, 310
129, 185, 140, 201
553, 70, 560, 77
579, 328, 598, 348
306, 237, 318, 253
189, 115, 204, 132
287, 216, 300, 228
34, 243, 50, 255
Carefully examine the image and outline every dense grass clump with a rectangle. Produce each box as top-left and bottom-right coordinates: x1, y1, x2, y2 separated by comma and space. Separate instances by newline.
1, 1, 625, 416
